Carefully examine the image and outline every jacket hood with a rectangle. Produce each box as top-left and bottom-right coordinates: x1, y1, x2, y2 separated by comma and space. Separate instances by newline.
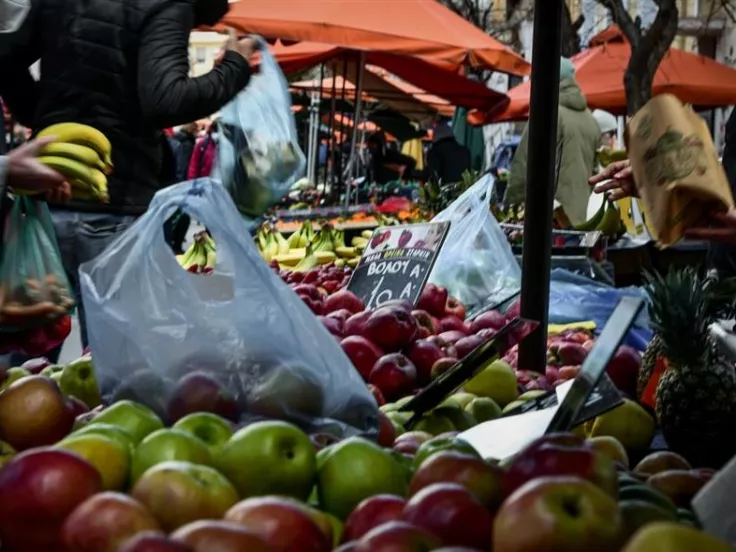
559, 78, 587, 112
194, 0, 229, 26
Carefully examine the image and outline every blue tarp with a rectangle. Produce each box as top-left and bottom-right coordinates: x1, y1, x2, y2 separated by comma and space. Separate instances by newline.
549, 269, 652, 351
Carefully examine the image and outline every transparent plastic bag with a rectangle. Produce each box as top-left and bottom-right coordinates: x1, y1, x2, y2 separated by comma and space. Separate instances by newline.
429, 174, 521, 309
214, 37, 306, 219
0, 196, 75, 332
79, 179, 377, 438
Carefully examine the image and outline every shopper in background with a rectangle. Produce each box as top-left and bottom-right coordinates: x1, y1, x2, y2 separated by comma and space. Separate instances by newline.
593, 109, 618, 150
506, 57, 601, 226
366, 131, 416, 185
0, 0, 257, 350
425, 124, 471, 185
188, 120, 220, 179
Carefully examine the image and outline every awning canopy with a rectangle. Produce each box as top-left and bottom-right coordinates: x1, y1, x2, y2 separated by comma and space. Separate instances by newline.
221, 0, 529, 76
471, 25, 736, 124
265, 41, 509, 117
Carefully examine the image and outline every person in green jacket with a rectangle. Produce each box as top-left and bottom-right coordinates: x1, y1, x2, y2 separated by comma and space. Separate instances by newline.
505, 58, 601, 226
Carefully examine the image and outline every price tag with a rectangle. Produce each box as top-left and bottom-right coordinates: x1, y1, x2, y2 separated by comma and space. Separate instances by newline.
346, 222, 450, 310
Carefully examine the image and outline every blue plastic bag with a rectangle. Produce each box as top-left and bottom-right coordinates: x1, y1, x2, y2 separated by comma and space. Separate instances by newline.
79, 179, 377, 437
430, 174, 521, 310
214, 37, 306, 219
549, 269, 652, 350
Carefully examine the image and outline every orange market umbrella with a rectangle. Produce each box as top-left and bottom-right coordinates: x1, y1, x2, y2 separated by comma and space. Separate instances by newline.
471, 26, 736, 124
222, 0, 529, 76
267, 41, 508, 116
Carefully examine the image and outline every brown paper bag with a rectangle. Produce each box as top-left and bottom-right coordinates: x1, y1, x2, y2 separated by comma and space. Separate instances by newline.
626, 94, 733, 247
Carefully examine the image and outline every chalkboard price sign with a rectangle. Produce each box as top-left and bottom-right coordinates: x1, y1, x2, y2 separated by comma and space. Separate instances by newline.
347, 222, 450, 310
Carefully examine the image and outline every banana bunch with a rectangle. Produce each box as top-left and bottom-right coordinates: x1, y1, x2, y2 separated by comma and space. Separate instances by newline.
287, 221, 316, 249
31, 123, 114, 202
332, 229, 373, 269
573, 197, 622, 237
256, 222, 290, 262
176, 232, 216, 274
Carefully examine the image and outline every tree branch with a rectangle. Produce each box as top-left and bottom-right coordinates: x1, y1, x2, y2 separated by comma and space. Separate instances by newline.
598, 0, 641, 47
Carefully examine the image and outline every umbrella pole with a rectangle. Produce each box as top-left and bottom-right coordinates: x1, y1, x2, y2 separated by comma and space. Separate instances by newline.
517, 0, 564, 372
325, 62, 338, 197
345, 51, 366, 215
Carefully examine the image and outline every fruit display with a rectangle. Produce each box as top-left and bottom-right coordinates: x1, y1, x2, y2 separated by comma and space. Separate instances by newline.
175, 231, 216, 274
34, 123, 113, 202
258, 221, 367, 271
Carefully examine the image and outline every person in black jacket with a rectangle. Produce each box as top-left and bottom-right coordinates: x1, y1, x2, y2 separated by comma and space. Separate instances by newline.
0, 0, 256, 348
425, 124, 471, 185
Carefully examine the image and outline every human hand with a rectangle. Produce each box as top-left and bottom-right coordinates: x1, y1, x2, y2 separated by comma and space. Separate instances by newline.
684, 209, 736, 245
588, 159, 637, 201
6, 137, 71, 202
223, 29, 258, 63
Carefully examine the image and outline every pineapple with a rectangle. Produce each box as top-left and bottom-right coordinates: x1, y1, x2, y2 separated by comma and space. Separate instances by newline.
645, 267, 736, 468
637, 334, 662, 399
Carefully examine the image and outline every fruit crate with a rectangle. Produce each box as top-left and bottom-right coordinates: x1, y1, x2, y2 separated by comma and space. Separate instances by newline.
500, 223, 608, 262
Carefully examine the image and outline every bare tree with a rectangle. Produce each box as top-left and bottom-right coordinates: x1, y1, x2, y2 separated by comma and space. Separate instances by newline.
596, 0, 679, 113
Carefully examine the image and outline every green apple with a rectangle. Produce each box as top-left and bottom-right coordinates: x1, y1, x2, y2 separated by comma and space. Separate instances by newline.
450, 392, 477, 409
59, 356, 102, 408
0, 368, 30, 392
131, 428, 212, 482
317, 436, 408, 520
74, 422, 136, 457
93, 400, 164, 443
413, 435, 480, 469
173, 412, 233, 455
0, 439, 15, 470
39, 365, 62, 377
465, 397, 502, 423
464, 359, 518, 407
433, 404, 476, 431
131, 460, 239, 532
412, 411, 455, 436
517, 389, 548, 402
619, 499, 677, 541
380, 403, 399, 413
216, 420, 316, 501
385, 410, 412, 427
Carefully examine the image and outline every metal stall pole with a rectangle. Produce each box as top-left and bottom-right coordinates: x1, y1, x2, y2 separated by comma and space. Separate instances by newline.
344, 51, 366, 215
517, 0, 564, 372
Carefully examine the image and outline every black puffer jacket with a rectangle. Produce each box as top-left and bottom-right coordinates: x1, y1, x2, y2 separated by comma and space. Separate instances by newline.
708, 109, 736, 277
0, 0, 251, 215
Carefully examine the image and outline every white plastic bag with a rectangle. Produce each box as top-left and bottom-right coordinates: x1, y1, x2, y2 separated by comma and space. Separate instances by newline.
429, 174, 521, 309
79, 179, 377, 438
215, 37, 306, 218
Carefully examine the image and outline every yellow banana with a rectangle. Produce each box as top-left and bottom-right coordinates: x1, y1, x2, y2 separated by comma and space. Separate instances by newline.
316, 251, 336, 265
38, 123, 112, 162
574, 200, 607, 232
274, 230, 290, 254
257, 228, 269, 252
39, 142, 106, 171
275, 252, 305, 267
355, 243, 366, 254
293, 243, 318, 273
595, 202, 622, 237
352, 236, 368, 248
334, 258, 346, 269
335, 246, 357, 258
38, 155, 94, 182
361, 230, 373, 239
287, 229, 303, 250
314, 232, 334, 254
332, 229, 346, 249
346, 257, 360, 268
69, 180, 109, 202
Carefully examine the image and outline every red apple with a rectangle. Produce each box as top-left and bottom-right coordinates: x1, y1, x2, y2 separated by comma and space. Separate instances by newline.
61, 492, 161, 552
545, 365, 560, 383
378, 412, 398, 447
0, 448, 103, 551
319, 316, 344, 337
369, 354, 417, 401
417, 283, 449, 318
438, 315, 468, 334
355, 521, 441, 552
502, 433, 618, 498
343, 495, 407, 542
341, 336, 384, 380
20, 357, 52, 374
410, 451, 504, 509
606, 345, 641, 397
171, 520, 272, 552
405, 339, 445, 384
293, 283, 322, 301
324, 290, 365, 314
67, 396, 90, 418
380, 299, 414, 313
430, 358, 457, 380
444, 297, 466, 321
426, 336, 458, 359
335, 543, 358, 552
363, 307, 418, 352
344, 311, 372, 336
494, 476, 623, 552
166, 372, 239, 424
402, 483, 493, 550
327, 309, 354, 324
412, 310, 439, 335
505, 299, 521, 319
225, 496, 331, 552
0, 375, 75, 450
367, 384, 386, 406
454, 334, 487, 360
118, 532, 194, 552
299, 295, 323, 315
468, 310, 506, 334
557, 342, 588, 366
438, 330, 468, 345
